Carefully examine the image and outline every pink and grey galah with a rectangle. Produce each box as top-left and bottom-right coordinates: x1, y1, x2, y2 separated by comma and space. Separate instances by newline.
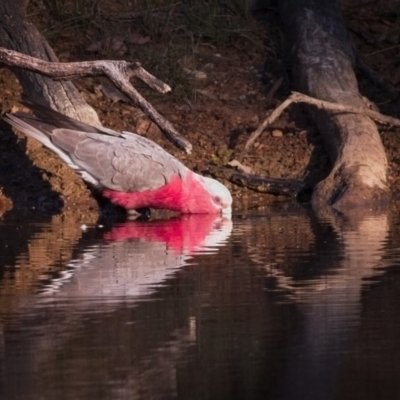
4, 104, 232, 215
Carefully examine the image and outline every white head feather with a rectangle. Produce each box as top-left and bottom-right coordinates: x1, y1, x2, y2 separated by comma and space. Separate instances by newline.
199, 175, 233, 215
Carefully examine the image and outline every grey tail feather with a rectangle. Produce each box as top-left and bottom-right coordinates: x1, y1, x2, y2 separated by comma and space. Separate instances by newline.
4, 114, 54, 146
3, 113, 100, 187
19, 101, 121, 137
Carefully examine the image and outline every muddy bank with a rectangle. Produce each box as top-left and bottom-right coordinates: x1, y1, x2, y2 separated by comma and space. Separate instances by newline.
1, 1, 400, 216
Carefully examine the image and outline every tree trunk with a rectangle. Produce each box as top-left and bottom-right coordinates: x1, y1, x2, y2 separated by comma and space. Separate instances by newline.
0, 0, 98, 210
0, 0, 99, 124
279, 0, 390, 211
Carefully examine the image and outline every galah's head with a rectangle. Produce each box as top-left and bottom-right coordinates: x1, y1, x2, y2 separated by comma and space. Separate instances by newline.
193, 175, 232, 215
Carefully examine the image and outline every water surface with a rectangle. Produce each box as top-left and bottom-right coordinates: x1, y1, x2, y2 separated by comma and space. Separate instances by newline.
1, 207, 400, 400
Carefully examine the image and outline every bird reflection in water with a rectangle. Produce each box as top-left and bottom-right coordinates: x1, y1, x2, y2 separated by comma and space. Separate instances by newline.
38, 214, 232, 301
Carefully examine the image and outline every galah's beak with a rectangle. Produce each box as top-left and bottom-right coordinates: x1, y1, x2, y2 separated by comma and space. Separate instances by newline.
221, 206, 232, 215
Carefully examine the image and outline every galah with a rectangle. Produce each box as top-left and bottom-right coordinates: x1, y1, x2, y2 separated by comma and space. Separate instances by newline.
4, 104, 232, 214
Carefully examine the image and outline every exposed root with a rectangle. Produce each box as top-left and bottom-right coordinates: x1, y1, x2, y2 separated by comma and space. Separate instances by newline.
242, 91, 400, 156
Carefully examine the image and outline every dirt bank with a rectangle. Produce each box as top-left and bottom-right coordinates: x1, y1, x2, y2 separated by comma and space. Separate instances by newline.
1, 0, 400, 217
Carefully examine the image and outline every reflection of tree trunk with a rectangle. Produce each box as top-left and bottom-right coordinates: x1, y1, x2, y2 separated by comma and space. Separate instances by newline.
278, 212, 389, 400
0, 211, 97, 315
279, 0, 390, 211
0, 0, 99, 124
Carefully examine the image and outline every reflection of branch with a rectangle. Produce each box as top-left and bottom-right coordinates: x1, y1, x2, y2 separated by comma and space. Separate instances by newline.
0, 47, 192, 154
243, 91, 400, 154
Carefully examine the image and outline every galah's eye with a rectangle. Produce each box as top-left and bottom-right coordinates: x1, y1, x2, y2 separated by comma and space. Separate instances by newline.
213, 196, 222, 205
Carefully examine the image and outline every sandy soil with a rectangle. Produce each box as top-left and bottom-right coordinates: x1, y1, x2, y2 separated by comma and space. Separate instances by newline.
1, 0, 400, 218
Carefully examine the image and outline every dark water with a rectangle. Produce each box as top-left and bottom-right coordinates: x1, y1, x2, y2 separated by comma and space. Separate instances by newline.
1, 207, 400, 400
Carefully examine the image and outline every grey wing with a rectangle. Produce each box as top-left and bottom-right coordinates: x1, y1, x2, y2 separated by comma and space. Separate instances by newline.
51, 129, 187, 192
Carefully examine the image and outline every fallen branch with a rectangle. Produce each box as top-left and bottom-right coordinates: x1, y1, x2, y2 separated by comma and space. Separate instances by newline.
243, 91, 400, 155
0, 47, 192, 153
208, 165, 306, 197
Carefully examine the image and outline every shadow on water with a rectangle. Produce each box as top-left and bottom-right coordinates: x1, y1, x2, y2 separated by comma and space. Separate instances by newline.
1, 206, 400, 399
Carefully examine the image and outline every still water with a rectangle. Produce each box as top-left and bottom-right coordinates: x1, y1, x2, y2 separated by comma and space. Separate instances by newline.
1, 206, 400, 400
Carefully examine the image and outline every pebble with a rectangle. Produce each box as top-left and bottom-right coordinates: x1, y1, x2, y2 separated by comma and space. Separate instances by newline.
272, 129, 283, 138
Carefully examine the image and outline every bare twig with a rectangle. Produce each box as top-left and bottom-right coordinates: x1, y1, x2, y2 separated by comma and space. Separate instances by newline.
243, 91, 400, 156
291, 91, 400, 125
0, 47, 192, 153
243, 96, 293, 152
367, 44, 400, 56
265, 77, 284, 101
